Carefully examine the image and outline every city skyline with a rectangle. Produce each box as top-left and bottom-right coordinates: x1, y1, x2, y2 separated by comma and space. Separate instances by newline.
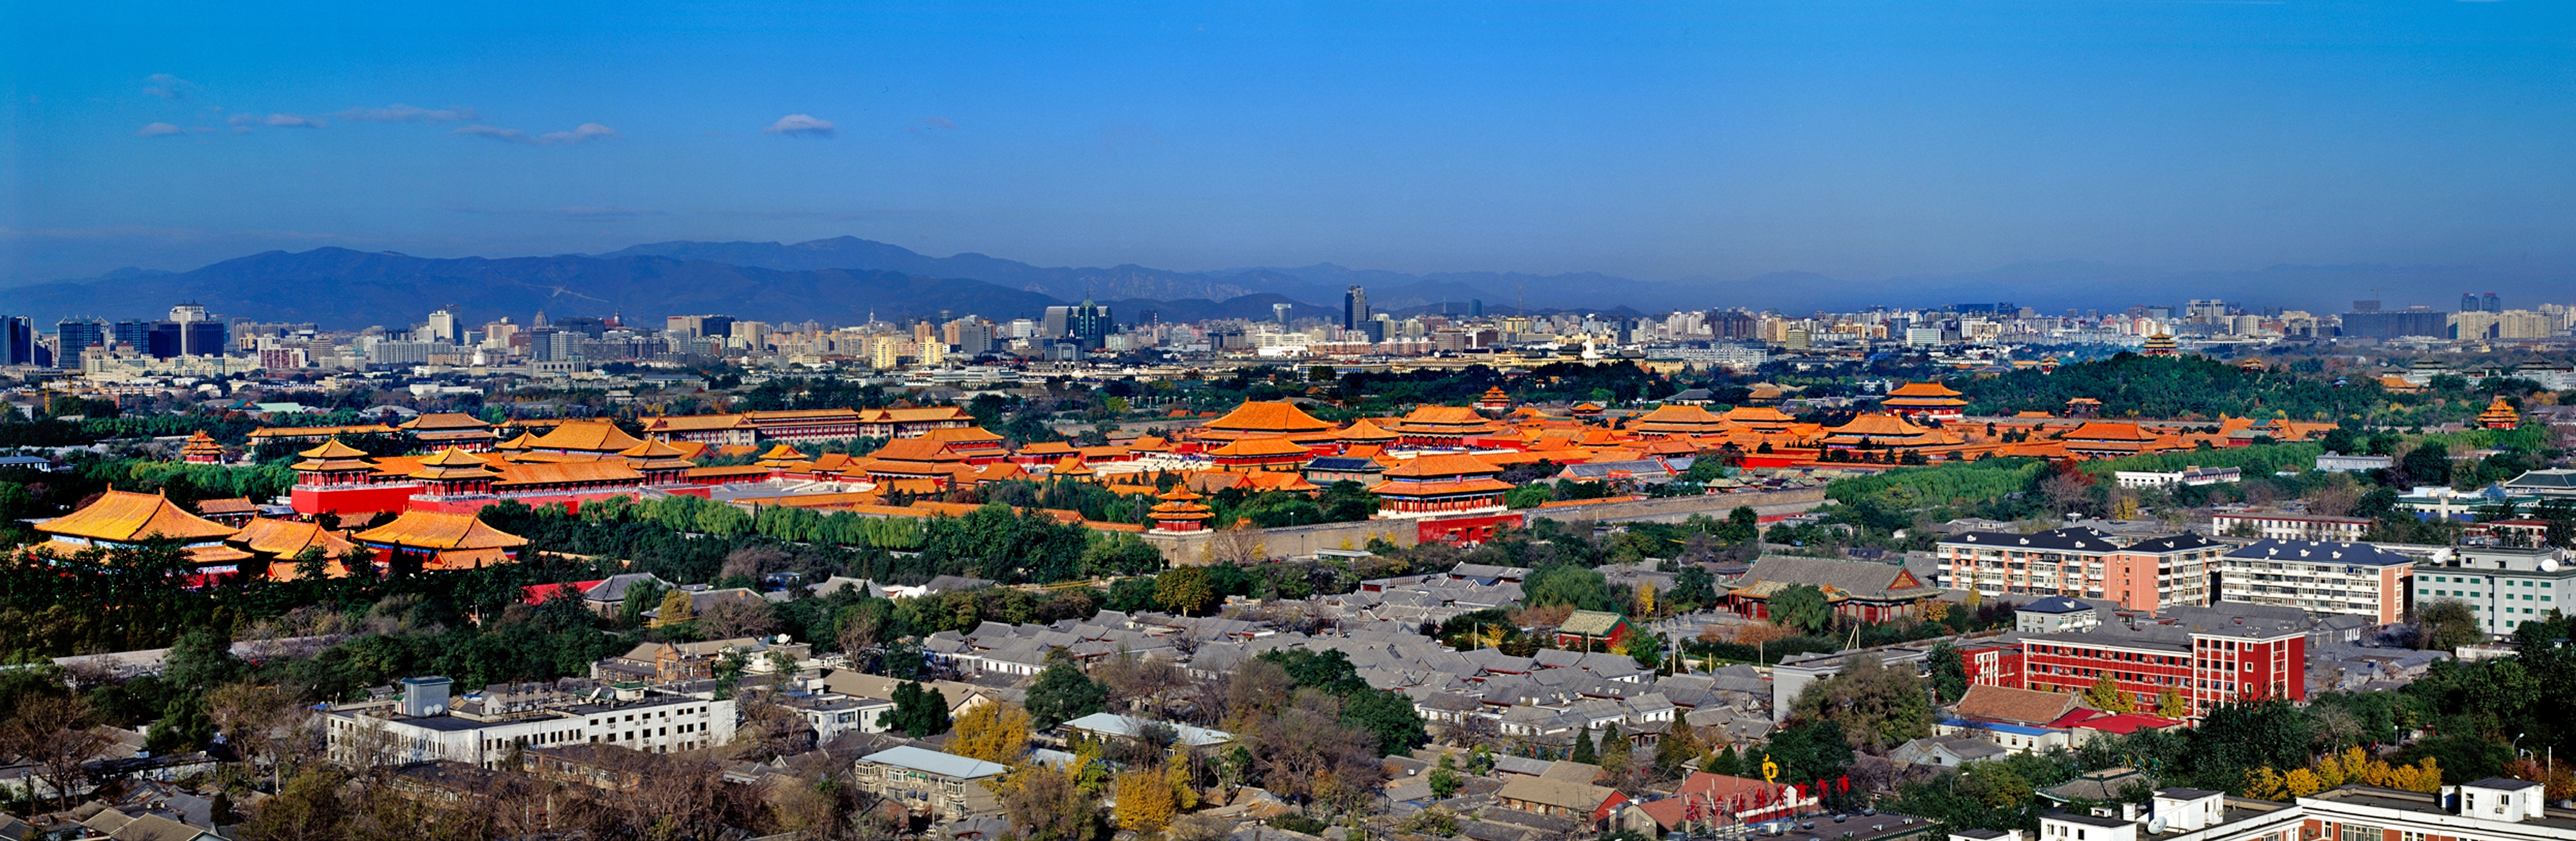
11, 1, 2576, 302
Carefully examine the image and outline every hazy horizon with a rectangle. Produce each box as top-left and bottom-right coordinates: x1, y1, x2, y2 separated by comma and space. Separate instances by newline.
10, 1, 2576, 308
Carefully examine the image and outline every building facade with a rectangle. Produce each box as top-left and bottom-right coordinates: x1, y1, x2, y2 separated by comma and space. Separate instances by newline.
2216, 540, 2414, 624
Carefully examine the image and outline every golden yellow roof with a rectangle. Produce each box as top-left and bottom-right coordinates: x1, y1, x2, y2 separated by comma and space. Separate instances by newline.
37, 490, 239, 543
401, 413, 493, 431
618, 438, 691, 459
1201, 400, 1334, 437
1885, 381, 1963, 398
1338, 419, 1400, 441
495, 431, 537, 450
181, 431, 223, 454
298, 438, 371, 459
353, 510, 530, 551
1209, 436, 1314, 458
528, 420, 645, 453
1825, 413, 1933, 439
1050, 456, 1097, 476
757, 443, 808, 460
230, 518, 356, 557
1382, 453, 1506, 478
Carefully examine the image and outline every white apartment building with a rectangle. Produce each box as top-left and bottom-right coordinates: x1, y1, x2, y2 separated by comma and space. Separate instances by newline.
2209, 511, 2372, 544
1999, 778, 2572, 841
2216, 540, 2416, 624
321, 677, 736, 770
2412, 546, 2575, 638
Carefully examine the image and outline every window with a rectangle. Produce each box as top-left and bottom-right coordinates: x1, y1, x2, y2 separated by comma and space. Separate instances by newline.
2338, 823, 2380, 841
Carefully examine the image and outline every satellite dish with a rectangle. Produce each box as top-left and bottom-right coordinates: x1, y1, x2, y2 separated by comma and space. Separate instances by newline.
2542, 558, 2561, 573
2147, 817, 2168, 834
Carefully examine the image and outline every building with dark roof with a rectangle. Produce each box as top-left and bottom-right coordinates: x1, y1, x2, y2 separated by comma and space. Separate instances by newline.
1723, 556, 1943, 624
2217, 540, 2416, 624
1937, 528, 2227, 611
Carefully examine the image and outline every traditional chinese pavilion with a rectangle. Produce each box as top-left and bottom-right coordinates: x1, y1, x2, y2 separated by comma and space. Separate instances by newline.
1879, 382, 1968, 422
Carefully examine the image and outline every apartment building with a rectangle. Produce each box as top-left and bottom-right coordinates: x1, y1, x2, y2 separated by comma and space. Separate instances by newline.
2411, 546, 2575, 638
2217, 540, 2415, 624
1989, 778, 2575, 841
2209, 511, 2372, 544
852, 746, 1007, 821
1937, 528, 2227, 611
2018, 607, 2306, 718
321, 677, 737, 770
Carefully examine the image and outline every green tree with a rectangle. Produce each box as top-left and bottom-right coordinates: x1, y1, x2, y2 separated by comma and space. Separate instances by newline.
1628, 631, 1667, 671
1342, 687, 1430, 757
1671, 564, 1718, 609
1571, 727, 1598, 764
1428, 754, 1463, 798
2401, 443, 2454, 488
2415, 599, 2484, 651
889, 681, 952, 737
1765, 720, 1855, 787
1025, 658, 1108, 729
1767, 584, 1834, 634
1655, 721, 1702, 777
1154, 566, 1219, 616
1926, 642, 1970, 704
1526, 564, 1614, 611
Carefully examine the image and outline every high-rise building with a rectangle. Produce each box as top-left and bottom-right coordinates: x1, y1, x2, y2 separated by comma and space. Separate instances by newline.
955, 322, 993, 356
424, 309, 462, 344
55, 318, 107, 370
1273, 303, 1293, 325
2462, 293, 2481, 313
1068, 300, 1113, 350
1043, 306, 1071, 339
2484, 292, 2502, 313
1470, 299, 1483, 318
1342, 285, 1369, 330
1, 317, 33, 366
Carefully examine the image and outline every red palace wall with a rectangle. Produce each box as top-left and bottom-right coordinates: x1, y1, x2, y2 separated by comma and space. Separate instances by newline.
291, 483, 421, 518
1416, 511, 1526, 546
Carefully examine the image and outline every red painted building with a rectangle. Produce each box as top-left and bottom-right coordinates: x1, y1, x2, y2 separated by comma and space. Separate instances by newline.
2018, 615, 2306, 717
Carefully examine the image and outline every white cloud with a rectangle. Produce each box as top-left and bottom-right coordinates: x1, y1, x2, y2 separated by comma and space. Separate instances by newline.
142, 74, 195, 99
764, 114, 837, 138
226, 112, 327, 129
452, 122, 620, 145
332, 104, 478, 122
136, 122, 184, 137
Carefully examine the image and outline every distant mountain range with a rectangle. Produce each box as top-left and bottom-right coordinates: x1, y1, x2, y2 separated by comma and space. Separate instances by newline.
3, 234, 2552, 330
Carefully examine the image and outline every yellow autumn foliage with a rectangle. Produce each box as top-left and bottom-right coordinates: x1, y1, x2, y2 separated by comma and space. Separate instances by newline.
2245, 747, 2441, 801
950, 702, 1032, 764
1115, 766, 1176, 830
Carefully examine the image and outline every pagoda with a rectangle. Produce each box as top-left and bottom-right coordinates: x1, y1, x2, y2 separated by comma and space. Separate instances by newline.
1880, 382, 1968, 422
865, 438, 972, 488
1383, 405, 1503, 448
1049, 455, 1098, 481
292, 438, 377, 487
1207, 436, 1315, 472
1337, 418, 1400, 448
180, 431, 224, 464
2060, 421, 2172, 458
353, 509, 528, 571
1631, 403, 1729, 438
401, 413, 499, 451
410, 447, 500, 497
1196, 400, 1339, 447
524, 420, 646, 454
1370, 454, 1513, 518
1719, 405, 1797, 435
1148, 488, 1215, 533
1569, 401, 1605, 419
756, 443, 810, 476
1474, 386, 1513, 414
2037, 355, 2062, 374
34, 490, 250, 571
618, 438, 697, 484
1820, 413, 1938, 451
2478, 397, 2522, 430
2140, 334, 2179, 357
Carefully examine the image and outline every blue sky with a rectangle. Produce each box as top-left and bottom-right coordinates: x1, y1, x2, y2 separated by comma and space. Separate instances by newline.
5, 0, 2575, 295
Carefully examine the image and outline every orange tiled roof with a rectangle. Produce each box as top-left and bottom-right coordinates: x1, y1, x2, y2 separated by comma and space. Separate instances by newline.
38, 490, 239, 543
1369, 478, 1516, 496
1338, 419, 1399, 442
230, 518, 356, 557
857, 406, 973, 423
2063, 421, 2155, 442
1382, 453, 1506, 478
1825, 413, 1933, 439
529, 420, 645, 452
872, 438, 967, 463
492, 459, 644, 487
411, 446, 500, 481
1211, 436, 1312, 458
1885, 381, 1963, 398
1200, 400, 1334, 438
1050, 456, 1097, 476
1017, 441, 1078, 456
923, 426, 1007, 445
354, 510, 530, 551
402, 413, 494, 431
643, 413, 750, 433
